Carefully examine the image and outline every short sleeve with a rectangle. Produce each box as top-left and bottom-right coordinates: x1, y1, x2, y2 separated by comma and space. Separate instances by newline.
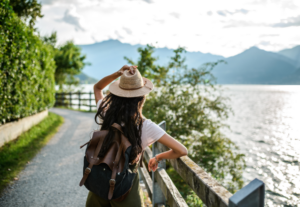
143, 119, 166, 148
96, 99, 102, 110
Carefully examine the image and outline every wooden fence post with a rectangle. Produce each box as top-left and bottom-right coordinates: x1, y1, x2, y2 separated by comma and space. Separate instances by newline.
62, 92, 65, 107
89, 92, 92, 111
69, 92, 72, 108
55, 93, 57, 107
78, 91, 81, 110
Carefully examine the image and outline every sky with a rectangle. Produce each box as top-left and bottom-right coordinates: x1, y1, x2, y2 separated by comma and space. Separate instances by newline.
36, 0, 300, 57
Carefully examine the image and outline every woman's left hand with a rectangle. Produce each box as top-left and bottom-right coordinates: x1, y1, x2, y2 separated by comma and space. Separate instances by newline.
118, 65, 137, 75
148, 157, 159, 172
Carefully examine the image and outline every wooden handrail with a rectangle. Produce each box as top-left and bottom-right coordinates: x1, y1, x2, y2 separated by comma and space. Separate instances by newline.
156, 142, 232, 207
139, 121, 265, 207
140, 143, 231, 207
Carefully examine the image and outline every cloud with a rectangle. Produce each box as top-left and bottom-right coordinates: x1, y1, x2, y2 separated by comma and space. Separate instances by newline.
281, 0, 299, 10
259, 34, 279, 37
114, 31, 124, 39
250, 0, 299, 10
259, 41, 270, 46
224, 21, 263, 28
170, 12, 180, 18
154, 19, 165, 24
236, 9, 249, 14
217, 11, 226, 17
123, 27, 132, 35
40, 0, 59, 5
272, 15, 300, 28
142, 0, 153, 3
60, 5, 85, 31
91, 35, 97, 42
217, 9, 249, 17
41, 0, 81, 5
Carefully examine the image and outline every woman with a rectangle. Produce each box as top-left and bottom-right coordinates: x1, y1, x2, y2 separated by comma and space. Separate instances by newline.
86, 65, 188, 207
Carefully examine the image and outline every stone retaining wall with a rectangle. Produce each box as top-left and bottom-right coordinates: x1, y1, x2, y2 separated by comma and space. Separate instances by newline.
0, 110, 48, 147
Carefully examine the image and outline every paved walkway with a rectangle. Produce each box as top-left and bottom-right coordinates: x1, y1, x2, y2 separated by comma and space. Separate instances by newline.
0, 108, 100, 207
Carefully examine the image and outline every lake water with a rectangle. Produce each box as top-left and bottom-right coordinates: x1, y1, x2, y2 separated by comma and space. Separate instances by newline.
220, 85, 300, 207
63, 84, 300, 206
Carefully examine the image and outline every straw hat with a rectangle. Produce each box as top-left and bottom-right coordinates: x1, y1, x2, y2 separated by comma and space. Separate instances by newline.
109, 69, 154, 98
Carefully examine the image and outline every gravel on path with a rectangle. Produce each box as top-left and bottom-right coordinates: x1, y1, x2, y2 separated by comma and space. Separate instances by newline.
0, 108, 99, 207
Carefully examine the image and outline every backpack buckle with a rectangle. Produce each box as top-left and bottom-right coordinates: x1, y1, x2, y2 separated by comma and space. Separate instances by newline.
85, 167, 91, 174
109, 179, 116, 186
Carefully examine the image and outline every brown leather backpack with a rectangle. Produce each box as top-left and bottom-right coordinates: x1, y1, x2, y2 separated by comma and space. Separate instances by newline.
79, 123, 143, 201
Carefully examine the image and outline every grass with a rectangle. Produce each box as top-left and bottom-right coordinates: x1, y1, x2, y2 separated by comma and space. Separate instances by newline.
0, 112, 64, 194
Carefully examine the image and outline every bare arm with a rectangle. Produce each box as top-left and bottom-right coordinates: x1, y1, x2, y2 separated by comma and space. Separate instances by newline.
148, 133, 188, 172
93, 65, 137, 104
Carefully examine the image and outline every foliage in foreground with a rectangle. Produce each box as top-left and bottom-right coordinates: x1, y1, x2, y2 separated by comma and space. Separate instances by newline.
125, 45, 246, 204
0, 112, 64, 194
0, 0, 56, 124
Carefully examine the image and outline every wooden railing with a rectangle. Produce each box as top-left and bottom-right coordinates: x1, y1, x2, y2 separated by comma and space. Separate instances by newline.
55, 92, 96, 111
139, 121, 265, 207
54, 92, 265, 207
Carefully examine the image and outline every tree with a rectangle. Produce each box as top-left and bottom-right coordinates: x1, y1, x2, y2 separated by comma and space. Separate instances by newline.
125, 46, 246, 204
43, 32, 89, 91
9, 0, 43, 28
124, 45, 169, 86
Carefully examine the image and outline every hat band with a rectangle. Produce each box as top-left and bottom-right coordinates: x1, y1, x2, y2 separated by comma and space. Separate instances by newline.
119, 80, 152, 90
119, 80, 146, 90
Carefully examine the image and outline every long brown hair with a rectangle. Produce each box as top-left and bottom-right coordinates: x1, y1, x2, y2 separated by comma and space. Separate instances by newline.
94, 92, 146, 162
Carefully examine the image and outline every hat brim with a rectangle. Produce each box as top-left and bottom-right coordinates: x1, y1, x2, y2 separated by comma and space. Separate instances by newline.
108, 77, 154, 98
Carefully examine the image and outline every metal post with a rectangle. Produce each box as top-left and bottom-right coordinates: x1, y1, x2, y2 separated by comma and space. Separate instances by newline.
78, 91, 81, 110
157, 121, 166, 171
229, 178, 265, 207
89, 92, 92, 111
152, 121, 167, 207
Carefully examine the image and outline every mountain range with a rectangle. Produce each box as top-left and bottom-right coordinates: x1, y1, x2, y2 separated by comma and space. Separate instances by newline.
78, 40, 300, 85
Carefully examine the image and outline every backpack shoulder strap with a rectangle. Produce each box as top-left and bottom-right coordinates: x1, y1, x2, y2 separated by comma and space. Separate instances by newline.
111, 123, 123, 133
108, 131, 124, 200
139, 150, 144, 167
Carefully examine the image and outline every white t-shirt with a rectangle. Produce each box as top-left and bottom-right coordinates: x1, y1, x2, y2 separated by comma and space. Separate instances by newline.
96, 99, 165, 150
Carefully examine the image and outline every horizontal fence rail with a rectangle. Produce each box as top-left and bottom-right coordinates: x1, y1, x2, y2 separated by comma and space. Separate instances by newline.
139, 121, 265, 207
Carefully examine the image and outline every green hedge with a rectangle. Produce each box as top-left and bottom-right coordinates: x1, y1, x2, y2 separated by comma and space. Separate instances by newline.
0, 0, 56, 125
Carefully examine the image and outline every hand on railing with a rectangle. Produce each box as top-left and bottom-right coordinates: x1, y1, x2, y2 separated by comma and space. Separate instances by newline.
148, 156, 160, 172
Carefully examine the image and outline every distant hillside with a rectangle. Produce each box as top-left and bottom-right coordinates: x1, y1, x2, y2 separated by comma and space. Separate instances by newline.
75, 72, 98, 84
279, 68, 300, 84
78, 40, 300, 85
213, 47, 297, 84
278, 45, 300, 68
78, 39, 224, 80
